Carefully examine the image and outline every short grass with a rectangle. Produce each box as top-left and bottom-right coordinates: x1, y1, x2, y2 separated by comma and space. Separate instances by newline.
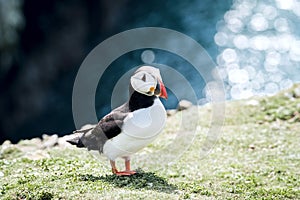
1, 85, 300, 199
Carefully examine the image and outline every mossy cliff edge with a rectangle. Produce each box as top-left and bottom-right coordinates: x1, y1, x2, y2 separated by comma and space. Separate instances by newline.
1, 84, 300, 199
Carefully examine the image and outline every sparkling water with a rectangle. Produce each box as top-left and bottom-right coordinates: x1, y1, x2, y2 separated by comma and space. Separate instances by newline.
215, 0, 300, 99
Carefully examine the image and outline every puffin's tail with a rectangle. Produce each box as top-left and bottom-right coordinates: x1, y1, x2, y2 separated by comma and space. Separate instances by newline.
66, 126, 95, 148
66, 134, 85, 148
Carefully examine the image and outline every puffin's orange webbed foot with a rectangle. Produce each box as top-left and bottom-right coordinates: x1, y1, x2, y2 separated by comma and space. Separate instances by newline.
110, 159, 136, 176
114, 170, 136, 176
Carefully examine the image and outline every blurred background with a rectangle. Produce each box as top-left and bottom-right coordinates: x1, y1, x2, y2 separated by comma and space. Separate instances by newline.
0, 0, 231, 143
1, 0, 300, 143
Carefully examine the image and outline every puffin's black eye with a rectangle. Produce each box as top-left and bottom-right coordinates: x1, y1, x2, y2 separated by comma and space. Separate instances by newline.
154, 81, 160, 95
142, 74, 146, 82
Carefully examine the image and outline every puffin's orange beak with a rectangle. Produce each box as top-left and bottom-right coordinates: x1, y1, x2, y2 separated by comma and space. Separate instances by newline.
158, 79, 168, 99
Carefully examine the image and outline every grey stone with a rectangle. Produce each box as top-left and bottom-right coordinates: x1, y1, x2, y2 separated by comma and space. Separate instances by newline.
294, 87, 300, 98
42, 134, 58, 148
177, 100, 193, 111
167, 109, 177, 116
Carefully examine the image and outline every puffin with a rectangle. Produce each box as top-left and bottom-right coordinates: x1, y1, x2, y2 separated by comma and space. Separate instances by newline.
67, 66, 168, 176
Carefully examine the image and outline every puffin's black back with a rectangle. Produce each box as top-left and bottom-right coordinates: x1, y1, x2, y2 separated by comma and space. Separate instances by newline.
72, 91, 157, 152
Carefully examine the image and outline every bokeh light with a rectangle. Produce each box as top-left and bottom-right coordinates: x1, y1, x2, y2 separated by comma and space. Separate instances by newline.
215, 0, 300, 99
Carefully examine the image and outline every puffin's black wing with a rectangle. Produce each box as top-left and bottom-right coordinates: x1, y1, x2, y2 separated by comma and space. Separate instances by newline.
76, 103, 130, 152
67, 92, 156, 152
98, 112, 128, 139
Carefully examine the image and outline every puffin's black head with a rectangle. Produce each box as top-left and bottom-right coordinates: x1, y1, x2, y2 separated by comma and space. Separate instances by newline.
130, 66, 168, 99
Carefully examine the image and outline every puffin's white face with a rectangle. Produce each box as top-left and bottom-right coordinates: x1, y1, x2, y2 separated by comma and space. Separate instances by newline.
130, 70, 157, 96
130, 66, 167, 99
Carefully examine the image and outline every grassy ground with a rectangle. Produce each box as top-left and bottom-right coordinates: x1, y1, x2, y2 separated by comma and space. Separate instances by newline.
1, 85, 300, 199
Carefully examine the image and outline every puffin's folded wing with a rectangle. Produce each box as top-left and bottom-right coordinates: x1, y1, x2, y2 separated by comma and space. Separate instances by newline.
80, 125, 108, 151
81, 111, 129, 152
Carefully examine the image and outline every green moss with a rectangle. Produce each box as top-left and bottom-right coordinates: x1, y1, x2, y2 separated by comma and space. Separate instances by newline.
79, 169, 177, 193
1, 84, 300, 199
225, 84, 300, 125
13, 189, 53, 200
0, 146, 23, 159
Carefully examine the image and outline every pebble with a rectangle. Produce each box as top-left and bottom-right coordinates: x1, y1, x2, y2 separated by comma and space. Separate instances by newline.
177, 100, 193, 111
294, 87, 300, 98
167, 109, 177, 116
23, 150, 50, 160
245, 99, 260, 106
57, 136, 73, 148
42, 134, 58, 148
0, 140, 13, 152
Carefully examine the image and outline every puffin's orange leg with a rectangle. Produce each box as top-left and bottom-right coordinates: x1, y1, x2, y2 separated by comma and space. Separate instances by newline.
110, 159, 136, 176
110, 160, 119, 174
124, 159, 136, 175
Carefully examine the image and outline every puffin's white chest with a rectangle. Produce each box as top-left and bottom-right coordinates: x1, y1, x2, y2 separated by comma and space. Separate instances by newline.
103, 98, 166, 160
